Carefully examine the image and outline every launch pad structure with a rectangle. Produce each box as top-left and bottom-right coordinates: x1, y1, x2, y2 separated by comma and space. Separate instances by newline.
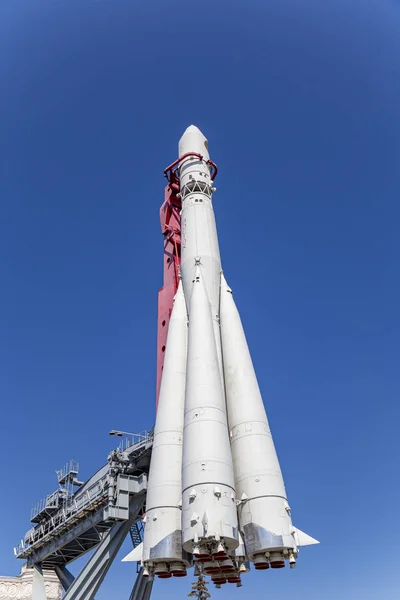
14, 433, 153, 600
14, 127, 318, 600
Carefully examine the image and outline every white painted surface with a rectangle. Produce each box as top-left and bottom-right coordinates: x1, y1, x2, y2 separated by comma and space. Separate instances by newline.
178, 125, 210, 162
142, 282, 188, 565
142, 125, 317, 573
219, 274, 296, 557
122, 542, 143, 562
293, 527, 319, 547
181, 268, 238, 552
178, 126, 224, 385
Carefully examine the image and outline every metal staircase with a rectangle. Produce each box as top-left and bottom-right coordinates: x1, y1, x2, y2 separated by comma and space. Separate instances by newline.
130, 521, 144, 549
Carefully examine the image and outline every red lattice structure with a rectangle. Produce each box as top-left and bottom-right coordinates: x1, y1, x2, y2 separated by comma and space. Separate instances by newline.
156, 163, 182, 408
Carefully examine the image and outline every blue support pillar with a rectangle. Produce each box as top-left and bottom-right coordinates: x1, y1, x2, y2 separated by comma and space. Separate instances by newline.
63, 495, 144, 600
129, 568, 153, 600
54, 565, 75, 591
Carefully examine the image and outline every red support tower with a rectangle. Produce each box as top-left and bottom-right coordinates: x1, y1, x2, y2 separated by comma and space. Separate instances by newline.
156, 164, 182, 408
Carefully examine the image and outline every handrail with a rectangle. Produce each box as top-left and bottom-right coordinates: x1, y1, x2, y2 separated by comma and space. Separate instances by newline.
164, 153, 218, 183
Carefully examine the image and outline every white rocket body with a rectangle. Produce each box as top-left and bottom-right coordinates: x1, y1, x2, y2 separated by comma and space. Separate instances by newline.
137, 126, 318, 580
178, 126, 238, 555
179, 127, 225, 385
141, 282, 189, 576
219, 275, 317, 567
178, 125, 220, 318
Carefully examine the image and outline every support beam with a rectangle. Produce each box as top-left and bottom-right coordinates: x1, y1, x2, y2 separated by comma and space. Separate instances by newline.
32, 565, 48, 600
54, 565, 75, 591
27, 507, 107, 567
129, 568, 153, 600
63, 495, 144, 600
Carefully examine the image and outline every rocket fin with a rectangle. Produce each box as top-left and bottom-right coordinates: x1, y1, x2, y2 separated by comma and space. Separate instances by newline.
122, 542, 143, 562
293, 527, 319, 546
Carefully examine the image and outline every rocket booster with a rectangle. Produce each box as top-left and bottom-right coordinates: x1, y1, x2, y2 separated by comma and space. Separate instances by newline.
141, 281, 189, 578
137, 126, 318, 585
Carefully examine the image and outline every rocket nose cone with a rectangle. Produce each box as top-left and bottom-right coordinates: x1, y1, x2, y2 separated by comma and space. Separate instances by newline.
182, 124, 203, 136
179, 124, 209, 159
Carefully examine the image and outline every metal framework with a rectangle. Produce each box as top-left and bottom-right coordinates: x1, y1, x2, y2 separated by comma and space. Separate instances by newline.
15, 433, 153, 599
129, 568, 153, 600
61, 497, 143, 600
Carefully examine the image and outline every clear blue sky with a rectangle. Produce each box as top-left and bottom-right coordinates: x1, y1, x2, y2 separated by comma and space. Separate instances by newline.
1, 0, 399, 598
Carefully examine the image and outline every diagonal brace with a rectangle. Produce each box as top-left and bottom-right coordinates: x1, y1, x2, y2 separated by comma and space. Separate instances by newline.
63, 495, 145, 600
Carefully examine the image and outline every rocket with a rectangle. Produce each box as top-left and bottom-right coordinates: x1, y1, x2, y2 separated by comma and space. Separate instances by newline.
131, 126, 318, 586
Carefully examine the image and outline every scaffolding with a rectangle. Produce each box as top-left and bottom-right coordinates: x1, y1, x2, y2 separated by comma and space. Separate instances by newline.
15, 432, 153, 573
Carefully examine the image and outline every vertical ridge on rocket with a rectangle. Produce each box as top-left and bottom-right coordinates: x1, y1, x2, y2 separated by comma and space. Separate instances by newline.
133, 126, 319, 587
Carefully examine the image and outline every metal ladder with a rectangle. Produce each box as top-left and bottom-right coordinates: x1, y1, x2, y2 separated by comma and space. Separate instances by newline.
129, 521, 153, 600
129, 521, 143, 549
